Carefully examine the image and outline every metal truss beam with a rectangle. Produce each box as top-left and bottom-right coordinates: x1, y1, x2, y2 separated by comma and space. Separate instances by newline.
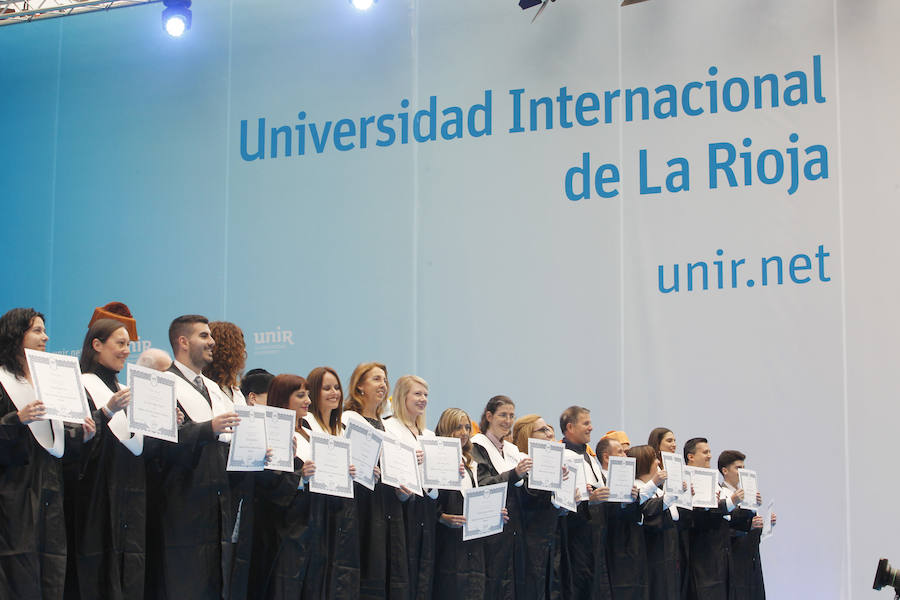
0, 0, 160, 27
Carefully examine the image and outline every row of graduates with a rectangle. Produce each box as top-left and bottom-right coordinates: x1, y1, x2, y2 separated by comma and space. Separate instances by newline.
0, 305, 774, 600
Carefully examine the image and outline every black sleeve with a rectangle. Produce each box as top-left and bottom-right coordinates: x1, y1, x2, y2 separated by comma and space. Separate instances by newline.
254, 468, 302, 508
471, 444, 522, 487
158, 419, 216, 469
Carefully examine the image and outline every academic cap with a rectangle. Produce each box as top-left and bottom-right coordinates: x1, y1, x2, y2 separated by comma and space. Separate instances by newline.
88, 301, 138, 341
602, 430, 631, 445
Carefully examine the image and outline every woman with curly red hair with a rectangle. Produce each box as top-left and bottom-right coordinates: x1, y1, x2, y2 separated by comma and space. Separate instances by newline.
203, 321, 248, 405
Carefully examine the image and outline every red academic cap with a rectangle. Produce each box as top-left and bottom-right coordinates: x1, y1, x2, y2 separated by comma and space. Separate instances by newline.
88, 301, 138, 341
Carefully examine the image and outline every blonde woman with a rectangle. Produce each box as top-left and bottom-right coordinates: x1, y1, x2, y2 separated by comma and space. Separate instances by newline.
383, 375, 437, 600
512, 414, 568, 600
433, 408, 489, 600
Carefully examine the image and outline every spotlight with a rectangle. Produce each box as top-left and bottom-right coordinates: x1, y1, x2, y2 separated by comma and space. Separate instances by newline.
874, 558, 900, 598
162, 0, 192, 37
350, 0, 374, 10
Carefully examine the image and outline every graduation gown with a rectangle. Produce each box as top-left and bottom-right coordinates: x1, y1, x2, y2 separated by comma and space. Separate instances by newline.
255, 430, 325, 600
687, 485, 734, 600
433, 464, 485, 600
222, 387, 256, 600
0, 366, 68, 600
605, 480, 661, 600
383, 417, 437, 600
342, 412, 409, 600
303, 415, 360, 600
470, 433, 527, 600
643, 488, 682, 600
722, 482, 764, 600
519, 484, 563, 600
144, 365, 236, 600
68, 367, 148, 600
560, 441, 611, 600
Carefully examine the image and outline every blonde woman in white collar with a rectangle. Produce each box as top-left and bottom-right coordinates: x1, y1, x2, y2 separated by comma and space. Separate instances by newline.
383, 374, 438, 600
470, 395, 532, 600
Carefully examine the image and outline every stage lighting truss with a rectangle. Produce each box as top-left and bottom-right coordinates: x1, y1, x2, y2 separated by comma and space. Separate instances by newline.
0, 0, 158, 27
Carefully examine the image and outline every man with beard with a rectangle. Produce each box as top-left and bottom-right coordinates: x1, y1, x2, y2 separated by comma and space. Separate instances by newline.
145, 315, 240, 599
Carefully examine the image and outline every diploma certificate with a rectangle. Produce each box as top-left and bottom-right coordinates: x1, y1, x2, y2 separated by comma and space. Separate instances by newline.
527, 438, 565, 492
462, 482, 508, 541
661, 451, 686, 495
344, 419, 384, 491
309, 432, 354, 499
675, 465, 693, 510
25, 349, 90, 424
420, 436, 464, 490
690, 467, 718, 508
126, 364, 178, 443
738, 468, 760, 510
607, 455, 636, 503
553, 457, 582, 513
227, 405, 267, 472
761, 499, 775, 540
380, 434, 422, 496
264, 406, 296, 473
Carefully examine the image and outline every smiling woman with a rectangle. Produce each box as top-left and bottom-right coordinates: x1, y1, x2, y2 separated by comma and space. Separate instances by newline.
72, 315, 149, 599
470, 396, 532, 600
0, 308, 69, 600
342, 362, 410, 600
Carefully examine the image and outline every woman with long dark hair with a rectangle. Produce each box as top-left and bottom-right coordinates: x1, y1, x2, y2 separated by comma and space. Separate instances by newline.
342, 362, 409, 600
303, 366, 359, 599
470, 395, 532, 600
254, 373, 322, 599
0, 307, 95, 599
71, 316, 148, 599
647, 426, 689, 600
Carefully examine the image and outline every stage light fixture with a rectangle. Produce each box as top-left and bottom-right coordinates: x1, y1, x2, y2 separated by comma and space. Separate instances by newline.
350, 0, 374, 10
874, 558, 900, 599
162, 0, 191, 37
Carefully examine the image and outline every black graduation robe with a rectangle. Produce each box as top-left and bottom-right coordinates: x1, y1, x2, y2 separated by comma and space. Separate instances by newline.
302, 416, 360, 600
384, 417, 436, 600
144, 365, 236, 600
433, 466, 485, 600
0, 373, 72, 600
560, 442, 611, 600
67, 365, 152, 600
252, 430, 325, 600
727, 508, 764, 600
606, 487, 662, 600
687, 498, 733, 600
677, 507, 693, 600
519, 486, 563, 600
346, 415, 409, 600
643, 492, 681, 600
470, 437, 527, 600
